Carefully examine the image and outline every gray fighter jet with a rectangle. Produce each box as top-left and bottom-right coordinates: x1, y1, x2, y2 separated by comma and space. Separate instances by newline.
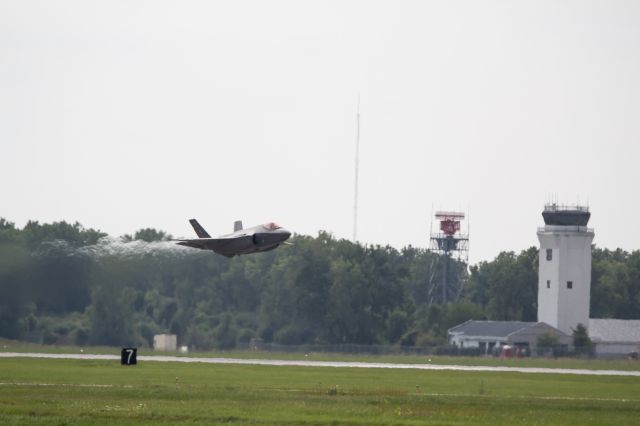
176, 219, 291, 257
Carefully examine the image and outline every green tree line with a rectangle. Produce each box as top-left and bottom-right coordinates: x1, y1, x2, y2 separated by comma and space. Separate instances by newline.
1, 218, 639, 349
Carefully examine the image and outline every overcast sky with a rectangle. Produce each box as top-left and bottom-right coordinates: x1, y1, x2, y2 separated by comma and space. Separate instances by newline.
2, 0, 639, 263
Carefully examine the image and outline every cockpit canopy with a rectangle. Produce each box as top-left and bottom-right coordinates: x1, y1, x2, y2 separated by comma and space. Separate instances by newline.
263, 222, 282, 231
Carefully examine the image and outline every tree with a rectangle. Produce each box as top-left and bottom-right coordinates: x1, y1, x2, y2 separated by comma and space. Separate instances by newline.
3, 215, 640, 352
132, 228, 172, 242
0, 218, 21, 243
466, 247, 537, 321
407, 304, 447, 346
0, 242, 32, 339
86, 257, 143, 346
536, 331, 559, 355
30, 242, 94, 314
572, 323, 593, 356
591, 248, 640, 320
386, 309, 410, 344
402, 247, 464, 307
325, 258, 373, 343
213, 313, 237, 349
443, 302, 485, 332
22, 220, 105, 248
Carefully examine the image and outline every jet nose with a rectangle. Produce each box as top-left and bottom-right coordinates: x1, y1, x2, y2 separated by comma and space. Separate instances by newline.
279, 229, 291, 241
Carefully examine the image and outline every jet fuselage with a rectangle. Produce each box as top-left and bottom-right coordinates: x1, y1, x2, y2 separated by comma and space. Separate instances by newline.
176, 219, 291, 257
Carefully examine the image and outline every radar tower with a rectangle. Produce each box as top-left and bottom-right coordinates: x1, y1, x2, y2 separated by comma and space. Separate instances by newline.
429, 211, 469, 304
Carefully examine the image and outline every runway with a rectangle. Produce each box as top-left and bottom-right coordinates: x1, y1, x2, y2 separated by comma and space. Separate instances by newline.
2, 352, 640, 377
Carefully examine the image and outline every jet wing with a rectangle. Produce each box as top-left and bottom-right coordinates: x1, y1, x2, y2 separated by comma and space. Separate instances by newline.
177, 239, 213, 249
176, 238, 232, 251
176, 235, 254, 257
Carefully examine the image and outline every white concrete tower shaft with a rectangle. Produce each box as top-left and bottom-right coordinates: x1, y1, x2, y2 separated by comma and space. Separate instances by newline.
537, 205, 594, 335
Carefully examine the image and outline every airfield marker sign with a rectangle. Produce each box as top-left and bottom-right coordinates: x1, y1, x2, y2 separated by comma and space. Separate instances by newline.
120, 348, 137, 365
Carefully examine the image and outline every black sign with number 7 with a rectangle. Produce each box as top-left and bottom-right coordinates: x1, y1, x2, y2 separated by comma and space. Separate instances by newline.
121, 347, 137, 365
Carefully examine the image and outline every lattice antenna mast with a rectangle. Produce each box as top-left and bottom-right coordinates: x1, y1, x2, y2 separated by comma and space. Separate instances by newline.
353, 94, 360, 242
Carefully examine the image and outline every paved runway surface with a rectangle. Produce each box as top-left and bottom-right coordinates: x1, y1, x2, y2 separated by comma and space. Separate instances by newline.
2, 352, 640, 377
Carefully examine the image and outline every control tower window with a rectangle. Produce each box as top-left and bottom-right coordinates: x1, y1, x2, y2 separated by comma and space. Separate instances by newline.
546, 249, 553, 261
567, 281, 573, 289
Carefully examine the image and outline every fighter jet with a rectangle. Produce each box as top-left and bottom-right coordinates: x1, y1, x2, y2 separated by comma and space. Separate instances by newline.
176, 219, 291, 257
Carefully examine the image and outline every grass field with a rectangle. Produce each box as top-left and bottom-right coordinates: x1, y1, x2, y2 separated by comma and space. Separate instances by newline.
2, 352, 640, 425
3, 338, 640, 371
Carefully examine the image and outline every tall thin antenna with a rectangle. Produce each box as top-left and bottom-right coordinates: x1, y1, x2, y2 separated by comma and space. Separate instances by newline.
353, 93, 361, 242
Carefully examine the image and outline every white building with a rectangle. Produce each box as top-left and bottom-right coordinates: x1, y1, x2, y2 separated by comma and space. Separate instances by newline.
448, 320, 570, 355
535, 204, 640, 357
153, 334, 177, 351
537, 204, 594, 336
589, 319, 640, 358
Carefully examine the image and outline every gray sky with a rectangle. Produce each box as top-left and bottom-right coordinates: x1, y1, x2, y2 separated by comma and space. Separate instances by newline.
2, 0, 639, 263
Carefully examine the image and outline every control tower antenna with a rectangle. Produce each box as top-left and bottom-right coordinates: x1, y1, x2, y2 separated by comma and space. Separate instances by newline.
352, 93, 360, 242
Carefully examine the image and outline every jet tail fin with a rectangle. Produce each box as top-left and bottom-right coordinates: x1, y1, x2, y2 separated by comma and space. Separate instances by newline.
189, 219, 211, 238
234, 220, 243, 232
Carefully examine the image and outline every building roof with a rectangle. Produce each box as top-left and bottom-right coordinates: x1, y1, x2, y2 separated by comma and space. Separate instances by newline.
448, 320, 558, 338
589, 319, 640, 344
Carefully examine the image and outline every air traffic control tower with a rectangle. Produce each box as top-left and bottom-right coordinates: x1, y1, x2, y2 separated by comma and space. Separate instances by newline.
537, 204, 594, 335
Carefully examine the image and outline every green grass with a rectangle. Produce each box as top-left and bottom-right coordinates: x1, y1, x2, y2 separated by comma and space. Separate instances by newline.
3, 337, 640, 371
1, 355, 640, 425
